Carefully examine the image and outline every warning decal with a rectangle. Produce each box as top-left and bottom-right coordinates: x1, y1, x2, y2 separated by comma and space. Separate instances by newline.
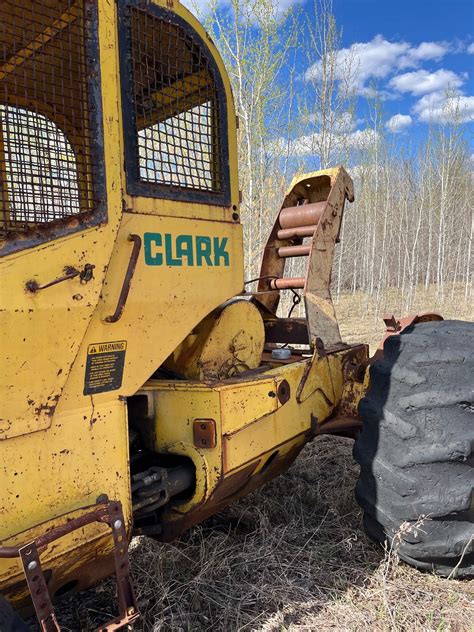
84, 341, 127, 395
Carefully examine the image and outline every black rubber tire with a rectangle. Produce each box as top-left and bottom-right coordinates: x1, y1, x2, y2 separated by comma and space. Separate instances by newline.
353, 319, 474, 578
0, 595, 29, 632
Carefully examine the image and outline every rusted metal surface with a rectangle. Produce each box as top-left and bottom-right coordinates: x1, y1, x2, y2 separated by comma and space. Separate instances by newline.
316, 417, 362, 435
331, 344, 370, 426
256, 173, 332, 313
341, 344, 369, 383
269, 277, 305, 290
0, 507, 111, 559
377, 312, 444, 353
25, 263, 95, 293
277, 244, 311, 258
314, 337, 327, 357
193, 418, 217, 448
104, 234, 141, 323
316, 417, 362, 437
279, 201, 326, 229
277, 224, 318, 240
159, 441, 306, 541
263, 317, 309, 345
304, 169, 354, 347
164, 299, 265, 381
108, 505, 139, 632
255, 168, 354, 349
20, 542, 59, 631
0, 502, 139, 631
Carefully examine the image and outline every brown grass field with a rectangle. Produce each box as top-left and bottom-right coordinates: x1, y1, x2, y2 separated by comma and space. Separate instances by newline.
33, 288, 473, 631
335, 285, 473, 351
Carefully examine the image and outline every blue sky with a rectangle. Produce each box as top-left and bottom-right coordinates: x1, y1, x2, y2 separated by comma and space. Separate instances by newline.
332, 0, 474, 132
184, 0, 474, 152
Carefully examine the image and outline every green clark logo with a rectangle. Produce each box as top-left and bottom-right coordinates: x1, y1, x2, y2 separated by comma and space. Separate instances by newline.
144, 232, 230, 267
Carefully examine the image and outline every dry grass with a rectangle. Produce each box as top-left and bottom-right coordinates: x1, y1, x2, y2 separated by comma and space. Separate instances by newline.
335, 285, 473, 351
36, 286, 474, 631
49, 437, 474, 632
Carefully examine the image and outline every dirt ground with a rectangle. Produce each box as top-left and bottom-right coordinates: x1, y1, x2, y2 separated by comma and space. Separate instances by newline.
30, 288, 473, 631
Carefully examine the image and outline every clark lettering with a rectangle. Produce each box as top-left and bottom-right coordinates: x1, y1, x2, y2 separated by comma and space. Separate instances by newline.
144, 232, 230, 267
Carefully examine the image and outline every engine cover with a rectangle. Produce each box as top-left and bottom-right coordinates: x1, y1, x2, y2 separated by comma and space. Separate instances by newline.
164, 298, 265, 380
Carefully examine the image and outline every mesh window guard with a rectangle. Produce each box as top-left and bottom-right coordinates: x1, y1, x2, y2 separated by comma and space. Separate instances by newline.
121, 2, 229, 203
0, 0, 103, 239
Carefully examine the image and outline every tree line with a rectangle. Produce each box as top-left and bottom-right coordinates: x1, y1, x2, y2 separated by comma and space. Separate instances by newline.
200, 0, 473, 310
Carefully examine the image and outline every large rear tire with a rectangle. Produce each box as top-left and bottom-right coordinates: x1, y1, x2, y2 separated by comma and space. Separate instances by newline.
0, 595, 29, 632
353, 319, 474, 577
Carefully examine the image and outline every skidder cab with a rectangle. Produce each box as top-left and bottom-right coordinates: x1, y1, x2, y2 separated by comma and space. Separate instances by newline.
1, 0, 472, 629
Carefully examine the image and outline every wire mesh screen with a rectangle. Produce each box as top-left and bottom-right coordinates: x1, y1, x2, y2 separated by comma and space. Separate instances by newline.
129, 7, 223, 193
0, 0, 99, 236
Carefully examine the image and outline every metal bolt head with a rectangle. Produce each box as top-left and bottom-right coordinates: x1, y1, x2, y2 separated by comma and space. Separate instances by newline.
27, 561, 37, 571
114, 519, 122, 530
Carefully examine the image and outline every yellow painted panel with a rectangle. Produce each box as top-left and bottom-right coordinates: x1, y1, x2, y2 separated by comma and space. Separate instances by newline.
0, 0, 131, 596
0, 0, 124, 440
0, 227, 116, 439
297, 354, 336, 404
137, 381, 222, 508
59, 213, 244, 413
223, 387, 331, 472
220, 378, 280, 435
0, 397, 131, 582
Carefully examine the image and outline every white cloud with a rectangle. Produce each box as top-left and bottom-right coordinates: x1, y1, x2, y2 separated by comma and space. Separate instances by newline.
276, 127, 379, 156
389, 68, 464, 96
347, 128, 380, 149
305, 35, 408, 90
399, 41, 449, 65
305, 110, 356, 133
467, 43, 474, 54
305, 35, 451, 93
386, 113, 413, 133
412, 91, 474, 123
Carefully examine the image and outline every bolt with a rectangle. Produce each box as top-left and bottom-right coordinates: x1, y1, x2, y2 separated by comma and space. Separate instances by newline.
28, 561, 37, 571
114, 519, 122, 530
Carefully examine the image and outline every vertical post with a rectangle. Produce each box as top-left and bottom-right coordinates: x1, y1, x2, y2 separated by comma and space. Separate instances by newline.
0, 108, 12, 230
304, 168, 354, 347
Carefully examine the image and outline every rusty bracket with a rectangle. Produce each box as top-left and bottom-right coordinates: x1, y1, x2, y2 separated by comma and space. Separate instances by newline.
19, 543, 59, 632
193, 419, 217, 448
25, 264, 95, 293
0, 501, 139, 631
376, 312, 444, 356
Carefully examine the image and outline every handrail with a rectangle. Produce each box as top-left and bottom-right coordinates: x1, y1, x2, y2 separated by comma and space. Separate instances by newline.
104, 234, 141, 323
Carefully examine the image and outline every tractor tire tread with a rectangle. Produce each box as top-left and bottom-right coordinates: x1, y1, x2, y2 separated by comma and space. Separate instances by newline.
353, 319, 474, 578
